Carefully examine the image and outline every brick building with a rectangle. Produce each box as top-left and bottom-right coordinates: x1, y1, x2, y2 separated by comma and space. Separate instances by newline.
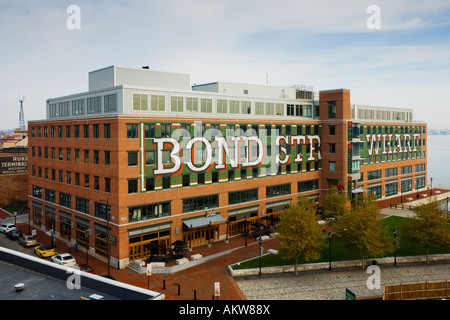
28, 66, 427, 268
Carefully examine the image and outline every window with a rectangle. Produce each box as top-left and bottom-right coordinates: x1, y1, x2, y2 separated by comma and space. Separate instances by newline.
104, 123, 111, 139
59, 193, 72, 209
58, 126, 63, 138
104, 151, 110, 166
75, 173, 80, 186
145, 177, 155, 191
145, 151, 155, 165
266, 184, 291, 198
128, 151, 138, 166
401, 179, 412, 192
367, 170, 382, 180
329, 161, 336, 172
368, 184, 382, 199
329, 125, 336, 136
229, 189, 258, 205
128, 179, 138, 194
84, 174, 89, 189
72, 99, 85, 115
93, 124, 99, 138
385, 168, 398, 178
328, 101, 337, 119
255, 102, 264, 115
66, 125, 71, 138
401, 166, 412, 175
127, 124, 138, 138
151, 95, 165, 111
105, 178, 111, 193
133, 94, 148, 110
242, 101, 251, 114
104, 94, 117, 112
94, 176, 99, 191
217, 99, 227, 113
76, 197, 89, 214
182, 194, 219, 213
93, 150, 99, 165
275, 103, 284, 116
32, 185, 42, 198
298, 179, 319, 192
182, 174, 190, 187
415, 164, 425, 172
56, 102, 69, 117
74, 149, 80, 163
186, 97, 199, 112
329, 143, 336, 154
230, 100, 240, 114
144, 123, 155, 138
385, 180, 398, 196
200, 98, 212, 113
87, 96, 101, 114
84, 150, 89, 163
45, 189, 56, 203
83, 124, 89, 138
66, 172, 71, 185
171, 96, 183, 112
128, 202, 170, 222
74, 125, 79, 138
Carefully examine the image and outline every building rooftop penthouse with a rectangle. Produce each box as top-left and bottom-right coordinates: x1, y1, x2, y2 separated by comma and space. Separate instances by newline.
44, 65, 413, 123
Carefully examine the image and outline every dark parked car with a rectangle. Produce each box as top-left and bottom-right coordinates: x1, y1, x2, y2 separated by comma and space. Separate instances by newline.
6, 229, 23, 240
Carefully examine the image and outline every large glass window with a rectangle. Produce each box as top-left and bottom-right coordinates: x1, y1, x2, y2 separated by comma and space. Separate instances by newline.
182, 194, 219, 213
229, 189, 258, 205
367, 170, 382, 180
266, 184, 291, 198
129, 202, 170, 222
385, 180, 398, 196
87, 96, 101, 114
298, 179, 319, 192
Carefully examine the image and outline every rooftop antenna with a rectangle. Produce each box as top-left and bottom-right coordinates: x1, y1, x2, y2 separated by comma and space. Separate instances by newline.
19, 90, 26, 130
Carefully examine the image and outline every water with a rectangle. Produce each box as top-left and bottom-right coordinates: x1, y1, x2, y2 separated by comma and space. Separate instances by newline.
427, 135, 450, 187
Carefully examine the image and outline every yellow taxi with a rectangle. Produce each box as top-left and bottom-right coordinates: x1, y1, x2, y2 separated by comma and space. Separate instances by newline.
34, 245, 56, 258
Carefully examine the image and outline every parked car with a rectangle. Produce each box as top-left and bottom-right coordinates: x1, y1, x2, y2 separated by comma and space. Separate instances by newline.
18, 235, 38, 247
34, 245, 55, 258
78, 264, 95, 274
0, 223, 17, 234
51, 253, 77, 267
6, 229, 23, 240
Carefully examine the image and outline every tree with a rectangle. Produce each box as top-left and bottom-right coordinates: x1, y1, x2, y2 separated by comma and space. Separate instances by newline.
401, 197, 450, 264
276, 197, 325, 275
334, 192, 393, 268
323, 186, 350, 221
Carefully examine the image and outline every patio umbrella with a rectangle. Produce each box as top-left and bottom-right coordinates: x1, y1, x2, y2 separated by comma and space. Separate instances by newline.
171, 240, 187, 247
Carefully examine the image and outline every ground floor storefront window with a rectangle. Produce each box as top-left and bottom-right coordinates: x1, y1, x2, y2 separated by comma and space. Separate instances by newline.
128, 224, 171, 261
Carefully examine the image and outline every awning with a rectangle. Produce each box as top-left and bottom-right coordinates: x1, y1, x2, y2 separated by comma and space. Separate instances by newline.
183, 214, 226, 229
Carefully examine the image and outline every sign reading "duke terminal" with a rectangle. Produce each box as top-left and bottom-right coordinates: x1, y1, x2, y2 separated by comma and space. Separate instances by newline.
0, 156, 28, 175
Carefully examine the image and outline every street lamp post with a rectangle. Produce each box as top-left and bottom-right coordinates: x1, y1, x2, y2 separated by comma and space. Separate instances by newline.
430, 177, 433, 195
258, 236, 263, 277
447, 197, 449, 223
393, 227, 397, 266
328, 232, 333, 271
400, 182, 403, 203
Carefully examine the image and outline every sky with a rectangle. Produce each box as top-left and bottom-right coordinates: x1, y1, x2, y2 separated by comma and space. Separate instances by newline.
1, 0, 450, 130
